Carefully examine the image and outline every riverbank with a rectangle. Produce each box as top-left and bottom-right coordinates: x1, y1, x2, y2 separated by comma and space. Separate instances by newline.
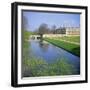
22, 31, 80, 77
44, 38, 80, 57
23, 39, 80, 77
23, 57, 79, 77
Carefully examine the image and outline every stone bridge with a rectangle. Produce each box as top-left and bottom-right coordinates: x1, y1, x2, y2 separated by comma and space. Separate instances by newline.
30, 35, 41, 40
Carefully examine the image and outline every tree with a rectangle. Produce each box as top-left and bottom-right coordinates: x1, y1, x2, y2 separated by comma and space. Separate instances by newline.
51, 25, 56, 34
38, 23, 49, 38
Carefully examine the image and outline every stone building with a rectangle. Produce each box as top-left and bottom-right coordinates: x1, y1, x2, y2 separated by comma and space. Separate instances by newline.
56, 27, 80, 35
66, 27, 80, 35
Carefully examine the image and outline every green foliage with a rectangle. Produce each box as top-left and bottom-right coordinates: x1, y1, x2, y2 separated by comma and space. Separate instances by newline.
23, 57, 78, 77
51, 59, 77, 75
58, 36, 80, 43
23, 31, 34, 40
44, 38, 80, 56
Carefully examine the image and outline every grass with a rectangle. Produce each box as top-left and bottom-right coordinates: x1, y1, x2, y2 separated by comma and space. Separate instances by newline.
44, 38, 80, 56
23, 30, 33, 40
23, 57, 78, 77
57, 36, 80, 43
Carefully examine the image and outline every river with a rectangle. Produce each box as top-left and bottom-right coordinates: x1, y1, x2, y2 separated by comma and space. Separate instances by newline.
23, 39, 80, 77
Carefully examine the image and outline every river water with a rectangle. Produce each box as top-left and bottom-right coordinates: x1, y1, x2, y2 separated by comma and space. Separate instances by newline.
30, 40, 80, 69
23, 39, 80, 77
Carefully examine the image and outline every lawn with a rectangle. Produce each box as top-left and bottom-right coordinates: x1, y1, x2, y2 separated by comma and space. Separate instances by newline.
44, 38, 80, 56
59, 36, 80, 43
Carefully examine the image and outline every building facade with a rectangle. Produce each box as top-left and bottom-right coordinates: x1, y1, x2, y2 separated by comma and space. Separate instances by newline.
66, 27, 80, 35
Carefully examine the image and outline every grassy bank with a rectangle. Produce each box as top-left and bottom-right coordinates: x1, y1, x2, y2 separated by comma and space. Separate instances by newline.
58, 36, 80, 43
24, 57, 78, 77
44, 38, 80, 56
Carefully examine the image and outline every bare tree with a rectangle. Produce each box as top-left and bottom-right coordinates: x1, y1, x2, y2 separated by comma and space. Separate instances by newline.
51, 25, 56, 34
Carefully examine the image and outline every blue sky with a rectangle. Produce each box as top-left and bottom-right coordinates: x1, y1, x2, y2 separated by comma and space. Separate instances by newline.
22, 11, 80, 31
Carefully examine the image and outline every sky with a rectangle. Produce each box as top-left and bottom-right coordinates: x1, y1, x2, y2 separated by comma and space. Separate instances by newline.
22, 11, 80, 31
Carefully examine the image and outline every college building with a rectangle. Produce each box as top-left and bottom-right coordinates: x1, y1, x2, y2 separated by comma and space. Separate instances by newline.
55, 27, 80, 35
43, 27, 80, 38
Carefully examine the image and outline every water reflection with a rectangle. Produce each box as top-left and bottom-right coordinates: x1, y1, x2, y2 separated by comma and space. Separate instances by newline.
30, 40, 80, 65
23, 39, 80, 77
39, 40, 49, 52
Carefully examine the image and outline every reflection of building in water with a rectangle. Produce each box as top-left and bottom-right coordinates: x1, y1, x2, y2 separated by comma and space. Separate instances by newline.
55, 27, 80, 35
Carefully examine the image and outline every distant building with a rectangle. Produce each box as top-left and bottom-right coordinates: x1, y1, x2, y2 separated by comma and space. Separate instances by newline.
56, 27, 80, 35
56, 27, 66, 34
66, 27, 80, 35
